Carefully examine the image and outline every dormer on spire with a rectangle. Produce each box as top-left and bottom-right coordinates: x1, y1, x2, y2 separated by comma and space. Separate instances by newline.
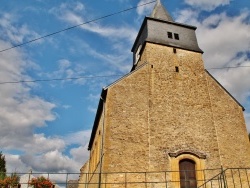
150, 0, 174, 22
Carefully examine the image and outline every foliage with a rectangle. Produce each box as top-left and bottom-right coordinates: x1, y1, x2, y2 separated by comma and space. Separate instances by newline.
0, 153, 20, 187
0, 152, 6, 180
0, 173, 20, 187
29, 176, 54, 188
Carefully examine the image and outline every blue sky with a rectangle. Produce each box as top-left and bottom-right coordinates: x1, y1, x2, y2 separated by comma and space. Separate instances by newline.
0, 0, 249, 173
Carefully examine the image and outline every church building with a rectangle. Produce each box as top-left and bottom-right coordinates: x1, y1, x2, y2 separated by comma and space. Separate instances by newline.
78, 1, 250, 187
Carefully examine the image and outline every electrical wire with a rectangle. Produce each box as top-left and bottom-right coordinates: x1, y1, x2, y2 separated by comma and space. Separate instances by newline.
0, 1, 156, 53
0, 1, 248, 85
0, 74, 124, 85
206, 65, 250, 70
0, 65, 249, 85
0, 0, 248, 84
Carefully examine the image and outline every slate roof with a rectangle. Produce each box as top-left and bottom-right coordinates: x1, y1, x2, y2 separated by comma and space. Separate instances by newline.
150, 0, 174, 22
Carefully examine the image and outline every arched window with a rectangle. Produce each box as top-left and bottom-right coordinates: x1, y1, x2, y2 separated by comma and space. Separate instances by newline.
179, 159, 197, 188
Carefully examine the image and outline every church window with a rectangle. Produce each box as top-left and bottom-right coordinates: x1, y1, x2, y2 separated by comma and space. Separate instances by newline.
175, 66, 179, 72
174, 33, 180, 40
167, 32, 173, 39
179, 159, 197, 188
173, 48, 177, 54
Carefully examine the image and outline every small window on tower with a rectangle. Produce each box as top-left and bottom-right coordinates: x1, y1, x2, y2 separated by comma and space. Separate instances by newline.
174, 33, 179, 40
175, 66, 179, 72
167, 32, 173, 39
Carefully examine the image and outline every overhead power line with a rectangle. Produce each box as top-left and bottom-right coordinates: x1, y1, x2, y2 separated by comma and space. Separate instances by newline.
0, 74, 124, 85
0, 1, 156, 53
0, 65, 249, 85
206, 65, 250, 70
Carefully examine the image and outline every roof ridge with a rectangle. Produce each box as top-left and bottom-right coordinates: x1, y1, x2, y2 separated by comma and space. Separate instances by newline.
150, 0, 174, 22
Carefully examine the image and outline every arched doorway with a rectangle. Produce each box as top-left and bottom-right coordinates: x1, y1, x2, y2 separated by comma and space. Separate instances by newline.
179, 159, 197, 188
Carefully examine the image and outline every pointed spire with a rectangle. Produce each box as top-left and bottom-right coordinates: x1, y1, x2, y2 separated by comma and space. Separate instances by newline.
150, 0, 174, 22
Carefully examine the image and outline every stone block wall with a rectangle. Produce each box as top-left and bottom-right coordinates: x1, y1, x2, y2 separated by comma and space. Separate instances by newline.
81, 42, 250, 187
207, 73, 250, 168
103, 63, 151, 172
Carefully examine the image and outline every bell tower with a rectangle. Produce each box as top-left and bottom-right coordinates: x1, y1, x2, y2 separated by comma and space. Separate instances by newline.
132, 0, 203, 68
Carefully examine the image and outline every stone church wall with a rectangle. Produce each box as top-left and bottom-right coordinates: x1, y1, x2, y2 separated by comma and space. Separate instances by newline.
140, 43, 222, 171
80, 42, 250, 187
96, 43, 250, 187
207, 73, 250, 168
103, 64, 151, 172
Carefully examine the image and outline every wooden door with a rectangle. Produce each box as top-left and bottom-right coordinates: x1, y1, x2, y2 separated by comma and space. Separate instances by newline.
179, 159, 197, 188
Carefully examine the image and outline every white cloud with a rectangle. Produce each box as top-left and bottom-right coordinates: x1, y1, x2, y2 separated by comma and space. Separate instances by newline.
184, 0, 232, 11
208, 56, 250, 103
42, 44, 130, 87
59, 59, 71, 69
69, 41, 131, 74
24, 134, 65, 154
88, 106, 97, 113
0, 40, 57, 151
64, 130, 91, 146
70, 144, 89, 165
50, 2, 137, 43
1, 133, 64, 154
176, 8, 250, 102
86, 94, 100, 113
88, 93, 100, 101
136, 0, 154, 16
43, 59, 87, 85
196, 11, 250, 105
74, 2, 85, 11
62, 105, 71, 109
0, 13, 56, 154
64, 130, 91, 167
175, 9, 199, 25
5, 130, 91, 173
0, 13, 41, 45
85, 45, 132, 73
0, 13, 78, 173
5, 154, 30, 173
19, 150, 80, 172
0, 1, 124, 174
49, 2, 135, 82
198, 11, 250, 69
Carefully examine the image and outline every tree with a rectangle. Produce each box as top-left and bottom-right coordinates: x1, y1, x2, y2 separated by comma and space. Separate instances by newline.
0, 152, 6, 180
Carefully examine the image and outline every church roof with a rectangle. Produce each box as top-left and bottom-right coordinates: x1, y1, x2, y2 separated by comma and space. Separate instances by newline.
150, 0, 174, 22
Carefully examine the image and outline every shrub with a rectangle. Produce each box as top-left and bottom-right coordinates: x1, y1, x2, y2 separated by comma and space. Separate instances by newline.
0, 173, 20, 187
29, 176, 53, 188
